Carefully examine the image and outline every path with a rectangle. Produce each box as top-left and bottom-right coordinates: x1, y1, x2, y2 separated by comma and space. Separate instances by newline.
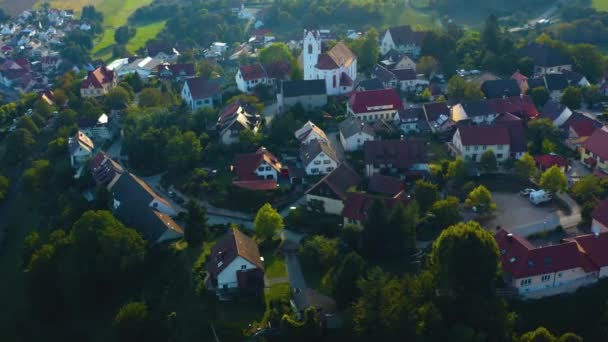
284, 252, 307, 290
508, 0, 566, 32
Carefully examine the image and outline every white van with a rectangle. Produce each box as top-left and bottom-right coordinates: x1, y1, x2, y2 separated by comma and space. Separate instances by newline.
529, 190, 552, 205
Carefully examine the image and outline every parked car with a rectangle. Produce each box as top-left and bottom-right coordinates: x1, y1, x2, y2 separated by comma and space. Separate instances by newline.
168, 191, 176, 198
520, 188, 536, 197
529, 190, 552, 205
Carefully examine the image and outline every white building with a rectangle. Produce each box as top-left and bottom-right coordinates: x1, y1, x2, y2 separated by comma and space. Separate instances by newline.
68, 130, 94, 169
305, 163, 362, 215
339, 116, 376, 152
294, 121, 328, 145
347, 88, 404, 122
379, 25, 426, 58
235, 63, 268, 93
302, 29, 357, 96
181, 77, 221, 111
300, 139, 339, 176
451, 125, 511, 163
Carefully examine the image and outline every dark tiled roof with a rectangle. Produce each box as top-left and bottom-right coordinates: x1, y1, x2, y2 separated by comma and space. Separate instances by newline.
544, 73, 568, 91
355, 78, 385, 91
519, 43, 572, 67
239, 63, 267, 81
306, 163, 362, 200
481, 79, 521, 99
539, 101, 568, 121
184, 77, 221, 100
146, 41, 175, 56
342, 192, 408, 222
398, 106, 423, 121
281, 79, 326, 97
423, 102, 450, 121
348, 88, 403, 114
339, 116, 376, 139
363, 139, 427, 169
392, 68, 417, 81
583, 128, 608, 161
157, 63, 195, 77
367, 174, 403, 196
300, 139, 338, 166
372, 64, 396, 84
457, 125, 511, 146
263, 61, 290, 79
207, 228, 263, 277
340, 72, 353, 87
89, 152, 124, 185
386, 25, 426, 47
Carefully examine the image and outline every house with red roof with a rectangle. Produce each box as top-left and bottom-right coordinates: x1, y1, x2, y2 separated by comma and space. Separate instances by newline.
217, 101, 262, 145
157, 63, 195, 82
180, 77, 222, 111
495, 229, 602, 297
565, 114, 602, 150
80, 66, 117, 98
236, 63, 269, 93
592, 199, 608, 237
206, 228, 264, 297
581, 128, 608, 172
305, 163, 362, 215
347, 88, 404, 122
534, 154, 567, 172
342, 191, 409, 226
232, 147, 282, 191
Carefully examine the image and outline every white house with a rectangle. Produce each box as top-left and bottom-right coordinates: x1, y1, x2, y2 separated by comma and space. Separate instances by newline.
539, 101, 572, 128
300, 139, 339, 175
379, 25, 426, 58
451, 101, 499, 125
217, 102, 261, 145
394, 107, 423, 134
236, 63, 269, 93
181, 77, 221, 111
393, 68, 429, 93
451, 125, 511, 163
294, 121, 328, 144
339, 116, 376, 152
68, 130, 94, 169
207, 228, 264, 295
305, 163, 362, 215
78, 113, 112, 143
347, 88, 404, 122
234, 147, 282, 181
302, 29, 357, 96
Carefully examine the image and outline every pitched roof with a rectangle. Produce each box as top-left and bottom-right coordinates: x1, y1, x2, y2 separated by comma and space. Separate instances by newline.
294, 121, 328, 142
112, 173, 183, 242
89, 151, 124, 186
239, 63, 267, 81
534, 154, 567, 169
184, 77, 221, 100
342, 192, 408, 222
281, 79, 326, 97
495, 229, 596, 279
68, 130, 94, 154
146, 41, 176, 56
481, 79, 521, 99
423, 102, 450, 121
339, 116, 376, 139
570, 118, 597, 137
234, 147, 282, 181
157, 63, 195, 77
363, 139, 427, 169
386, 25, 426, 47
340, 72, 353, 87
592, 199, 608, 229
207, 228, 263, 277
355, 78, 384, 91
372, 64, 396, 84
457, 125, 511, 146
81, 66, 114, 89
367, 174, 403, 196
300, 139, 338, 166
263, 61, 290, 79
315, 42, 356, 70
217, 101, 261, 136
519, 43, 572, 67
398, 106, 423, 121
306, 163, 362, 200
571, 231, 608, 269
348, 88, 403, 114
544, 73, 569, 91
539, 101, 569, 122
392, 68, 418, 81
583, 128, 608, 161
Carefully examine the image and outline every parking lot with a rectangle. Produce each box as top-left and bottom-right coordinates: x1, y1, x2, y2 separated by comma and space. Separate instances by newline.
484, 192, 562, 236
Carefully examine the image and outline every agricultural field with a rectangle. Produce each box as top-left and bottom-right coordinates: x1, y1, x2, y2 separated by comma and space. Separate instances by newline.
593, 0, 608, 12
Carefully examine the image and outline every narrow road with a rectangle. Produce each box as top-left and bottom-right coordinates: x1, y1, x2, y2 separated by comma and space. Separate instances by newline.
284, 252, 306, 290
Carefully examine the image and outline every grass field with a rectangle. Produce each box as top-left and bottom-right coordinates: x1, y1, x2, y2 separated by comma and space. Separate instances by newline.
593, 0, 608, 11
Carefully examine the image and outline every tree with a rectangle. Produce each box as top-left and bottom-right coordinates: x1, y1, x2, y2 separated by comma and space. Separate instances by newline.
480, 149, 498, 173
18, 116, 40, 135
561, 86, 582, 110
514, 153, 537, 180
358, 28, 379, 71
0, 175, 8, 202
447, 158, 467, 185
196, 60, 223, 78
138, 88, 164, 108
226, 94, 264, 113
528, 119, 561, 155
166, 131, 202, 175
517, 57, 534, 77
300, 235, 339, 271
414, 180, 439, 213
114, 301, 149, 342
582, 85, 602, 107
481, 15, 500, 53
258, 42, 295, 65
465, 185, 497, 214
518, 327, 556, 342
388, 202, 418, 256
417, 56, 439, 78
184, 201, 208, 247
570, 43, 604, 83
105, 86, 131, 109
22, 160, 52, 195
539, 165, 567, 194
557, 333, 583, 342
428, 196, 462, 230
447, 75, 467, 99
114, 25, 136, 45
430, 221, 500, 296
464, 82, 484, 101
362, 199, 389, 255
530, 86, 550, 108
253, 203, 284, 241
572, 175, 607, 203
325, 251, 366, 308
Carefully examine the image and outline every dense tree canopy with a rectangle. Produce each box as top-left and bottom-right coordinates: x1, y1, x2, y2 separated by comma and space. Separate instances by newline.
254, 203, 284, 241
465, 185, 497, 214
540, 166, 568, 194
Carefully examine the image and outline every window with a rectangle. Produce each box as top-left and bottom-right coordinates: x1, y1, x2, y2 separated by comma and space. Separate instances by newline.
496, 153, 503, 158
241, 265, 247, 270
497, 145, 504, 150
323, 160, 331, 164
311, 168, 319, 173
258, 167, 264, 172
520, 279, 532, 286
558, 272, 562, 277
465, 146, 471, 151
314, 160, 321, 165
474, 146, 479, 151
265, 167, 271, 171
541, 275, 551, 282
333, 74, 336, 88
308, 44, 312, 54
326, 167, 334, 172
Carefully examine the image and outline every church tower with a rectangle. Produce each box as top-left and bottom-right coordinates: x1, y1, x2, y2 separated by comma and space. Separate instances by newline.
303, 29, 321, 80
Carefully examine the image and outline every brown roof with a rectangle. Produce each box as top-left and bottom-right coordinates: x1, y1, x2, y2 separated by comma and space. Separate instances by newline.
306, 163, 362, 200
184, 77, 221, 100
583, 128, 608, 161
457, 125, 511, 146
234, 147, 282, 181
423, 102, 450, 121
239, 63, 267, 81
316, 42, 356, 70
81, 66, 115, 89
367, 174, 404, 196
363, 139, 427, 169
207, 228, 263, 277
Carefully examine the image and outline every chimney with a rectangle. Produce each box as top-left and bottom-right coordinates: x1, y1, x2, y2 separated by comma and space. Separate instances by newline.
507, 233, 514, 240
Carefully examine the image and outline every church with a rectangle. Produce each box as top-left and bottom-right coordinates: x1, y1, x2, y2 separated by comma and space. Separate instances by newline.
302, 29, 357, 96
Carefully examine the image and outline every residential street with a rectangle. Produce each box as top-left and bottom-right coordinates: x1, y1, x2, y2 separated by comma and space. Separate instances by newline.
284, 252, 307, 290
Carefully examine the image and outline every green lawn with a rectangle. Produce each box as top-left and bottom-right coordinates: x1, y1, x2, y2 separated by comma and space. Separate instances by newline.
593, 0, 608, 11
126, 20, 167, 53
262, 250, 288, 279
427, 140, 450, 162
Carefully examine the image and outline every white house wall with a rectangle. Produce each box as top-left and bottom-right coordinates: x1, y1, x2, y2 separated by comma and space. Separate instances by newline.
217, 256, 258, 289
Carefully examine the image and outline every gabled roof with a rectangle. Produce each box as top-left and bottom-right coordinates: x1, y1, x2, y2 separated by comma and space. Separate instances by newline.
534, 154, 567, 169
363, 139, 427, 169
234, 147, 282, 181
184, 77, 221, 100
385, 25, 426, 47
398, 106, 423, 121
544, 73, 568, 91
89, 151, 124, 186
372, 64, 396, 84
294, 121, 328, 143
457, 125, 511, 146
157, 63, 195, 77
146, 41, 176, 57
300, 139, 338, 166
348, 88, 403, 114
218, 101, 261, 136
315, 42, 356, 70
355, 78, 384, 91
392, 68, 418, 81
570, 118, 597, 138
561, 70, 586, 85
340, 72, 353, 87
263, 61, 290, 79
306, 163, 362, 200
539, 101, 569, 122
112, 173, 183, 242
69, 130, 94, 154
239, 63, 267, 81
423, 102, 450, 121
519, 43, 572, 67
367, 174, 403, 196
281, 79, 326, 97
481, 79, 521, 99
342, 192, 408, 222
207, 228, 263, 277
583, 128, 608, 161
339, 116, 375, 139
81, 66, 114, 89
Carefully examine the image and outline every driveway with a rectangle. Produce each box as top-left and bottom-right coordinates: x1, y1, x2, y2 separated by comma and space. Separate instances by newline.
284, 252, 307, 290
326, 131, 346, 162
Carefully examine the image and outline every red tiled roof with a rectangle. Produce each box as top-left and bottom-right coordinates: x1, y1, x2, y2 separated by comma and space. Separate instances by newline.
457, 125, 510, 146
207, 228, 263, 277
81, 66, 115, 89
263, 61, 290, 79
251, 29, 272, 36
592, 199, 608, 229
534, 154, 566, 169
571, 230, 608, 269
495, 229, 597, 279
348, 88, 404, 114
234, 147, 281, 181
342, 192, 408, 222
184, 77, 221, 100
583, 128, 608, 162
569, 119, 596, 138
511, 71, 528, 82
315, 53, 338, 69
486, 96, 539, 119
239, 63, 267, 81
